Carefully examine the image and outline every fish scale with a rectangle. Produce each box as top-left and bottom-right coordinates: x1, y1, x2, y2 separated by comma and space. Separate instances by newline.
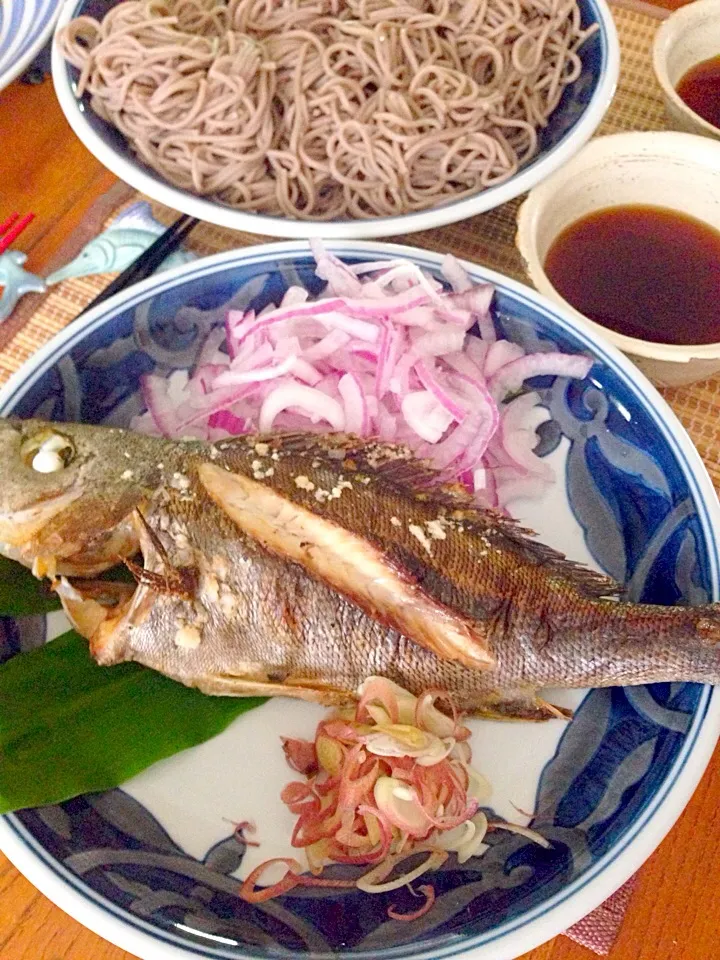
1, 417, 720, 722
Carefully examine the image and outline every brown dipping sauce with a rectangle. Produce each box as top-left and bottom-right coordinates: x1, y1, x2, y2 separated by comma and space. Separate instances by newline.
676, 55, 720, 131
543, 205, 720, 345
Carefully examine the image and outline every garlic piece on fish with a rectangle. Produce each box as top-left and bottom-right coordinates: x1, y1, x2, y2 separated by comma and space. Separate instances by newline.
174, 624, 202, 649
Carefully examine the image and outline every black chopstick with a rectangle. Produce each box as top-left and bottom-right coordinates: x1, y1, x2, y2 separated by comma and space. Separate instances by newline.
76, 214, 199, 319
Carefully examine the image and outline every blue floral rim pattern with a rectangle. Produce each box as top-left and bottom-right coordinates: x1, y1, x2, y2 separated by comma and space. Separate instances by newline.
0, 243, 718, 960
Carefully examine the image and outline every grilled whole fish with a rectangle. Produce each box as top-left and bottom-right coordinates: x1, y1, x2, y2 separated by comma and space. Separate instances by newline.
2, 416, 720, 721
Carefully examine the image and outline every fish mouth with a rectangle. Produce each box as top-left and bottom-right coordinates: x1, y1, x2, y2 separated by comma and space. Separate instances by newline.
56, 506, 197, 665
0, 488, 83, 547
55, 577, 138, 644
55, 565, 156, 666
0, 508, 140, 578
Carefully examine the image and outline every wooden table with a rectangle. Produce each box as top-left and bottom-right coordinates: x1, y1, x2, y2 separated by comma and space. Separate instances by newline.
2, 10, 720, 958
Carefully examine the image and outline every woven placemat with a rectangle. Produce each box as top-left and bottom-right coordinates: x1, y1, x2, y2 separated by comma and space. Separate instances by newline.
4, 4, 720, 494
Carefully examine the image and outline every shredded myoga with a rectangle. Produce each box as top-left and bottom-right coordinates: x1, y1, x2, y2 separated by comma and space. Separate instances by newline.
58, 0, 597, 220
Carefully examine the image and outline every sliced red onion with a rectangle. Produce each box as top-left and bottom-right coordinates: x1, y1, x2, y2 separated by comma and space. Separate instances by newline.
473, 467, 499, 510
273, 336, 301, 360
349, 259, 411, 276
179, 384, 256, 429
376, 404, 398, 440
225, 309, 252, 360
500, 393, 554, 480
281, 285, 311, 307
428, 412, 481, 470
259, 383, 346, 433
466, 335, 491, 369
238, 290, 427, 342
388, 352, 416, 398
411, 329, 467, 358
304, 329, 352, 361
130, 409, 161, 435
490, 352, 593, 400
446, 371, 500, 469
311, 239, 364, 298
415, 360, 467, 423
436, 305, 474, 330
196, 326, 227, 369
208, 410, 247, 434
483, 340, 526, 379
214, 354, 298, 388
338, 373, 369, 436
442, 350, 486, 381
229, 339, 273, 371
347, 341, 380, 362
141, 373, 180, 436
401, 391, 454, 444
389, 306, 439, 329
440, 254, 472, 293
316, 311, 380, 343
290, 358, 323, 386
449, 284, 494, 318
363, 262, 443, 303
134, 247, 593, 509
195, 364, 227, 395
496, 472, 553, 507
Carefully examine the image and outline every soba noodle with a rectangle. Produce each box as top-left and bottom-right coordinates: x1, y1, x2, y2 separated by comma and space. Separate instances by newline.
58, 0, 597, 220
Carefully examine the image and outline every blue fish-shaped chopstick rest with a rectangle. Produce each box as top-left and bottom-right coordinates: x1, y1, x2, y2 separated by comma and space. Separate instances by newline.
0, 201, 197, 323
45, 201, 196, 286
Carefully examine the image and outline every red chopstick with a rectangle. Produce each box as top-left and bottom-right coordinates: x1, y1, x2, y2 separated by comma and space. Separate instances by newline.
0, 213, 19, 236
0, 212, 35, 255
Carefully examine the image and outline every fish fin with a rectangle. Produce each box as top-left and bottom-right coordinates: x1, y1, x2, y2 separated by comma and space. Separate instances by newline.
466, 694, 573, 722
253, 433, 620, 601
196, 674, 354, 705
198, 462, 496, 671
126, 509, 198, 600
109, 200, 162, 232
483, 523, 622, 600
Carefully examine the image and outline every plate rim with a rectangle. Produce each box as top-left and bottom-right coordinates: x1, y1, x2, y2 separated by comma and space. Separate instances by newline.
1, 239, 719, 960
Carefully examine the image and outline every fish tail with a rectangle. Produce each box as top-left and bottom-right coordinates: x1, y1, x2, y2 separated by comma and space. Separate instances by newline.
557, 600, 720, 688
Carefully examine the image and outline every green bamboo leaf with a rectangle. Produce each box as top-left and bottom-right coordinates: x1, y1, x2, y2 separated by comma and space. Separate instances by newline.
0, 631, 267, 813
0, 555, 61, 616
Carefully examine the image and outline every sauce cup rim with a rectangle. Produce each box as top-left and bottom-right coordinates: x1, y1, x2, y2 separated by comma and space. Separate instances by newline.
516, 130, 720, 363
652, 0, 720, 141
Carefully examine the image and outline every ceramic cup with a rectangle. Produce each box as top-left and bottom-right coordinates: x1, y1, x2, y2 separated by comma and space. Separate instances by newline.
516, 130, 720, 388
653, 0, 720, 142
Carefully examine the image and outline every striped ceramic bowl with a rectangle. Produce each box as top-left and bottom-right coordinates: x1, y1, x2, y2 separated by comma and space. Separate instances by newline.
0, 0, 63, 92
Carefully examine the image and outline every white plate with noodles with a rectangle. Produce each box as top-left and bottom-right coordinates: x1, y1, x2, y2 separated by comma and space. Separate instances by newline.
51, 0, 619, 237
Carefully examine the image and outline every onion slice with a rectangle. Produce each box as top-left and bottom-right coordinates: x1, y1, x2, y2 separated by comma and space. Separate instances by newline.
134, 244, 594, 511
239, 677, 550, 923
356, 849, 448, 893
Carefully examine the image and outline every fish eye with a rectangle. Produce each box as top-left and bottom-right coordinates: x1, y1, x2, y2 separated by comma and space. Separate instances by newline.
21, 430, 76, 474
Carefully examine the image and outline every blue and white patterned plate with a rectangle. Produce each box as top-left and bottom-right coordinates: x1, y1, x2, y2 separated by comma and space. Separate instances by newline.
0, 0, 62, 93
0, 241, 719, 960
